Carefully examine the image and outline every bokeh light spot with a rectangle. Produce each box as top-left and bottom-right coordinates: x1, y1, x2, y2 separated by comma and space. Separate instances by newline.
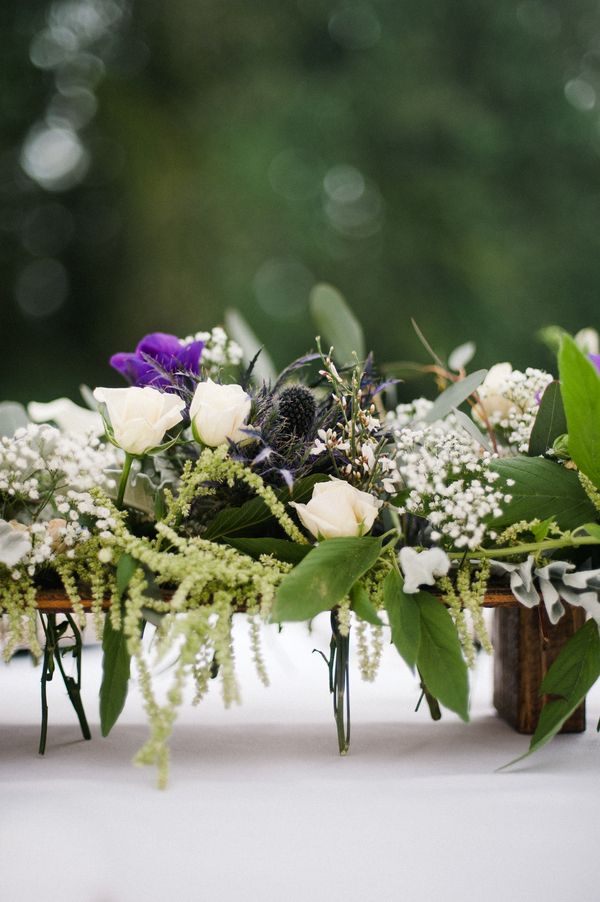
16, 258, 69, 318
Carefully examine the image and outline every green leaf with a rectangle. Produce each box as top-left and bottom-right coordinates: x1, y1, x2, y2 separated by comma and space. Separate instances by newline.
578, 523, 600, 540
423, 370, 487, 424
559, 334, 600, 488
116, 553, 138, 599
203, 474, 327, 541
99, 610, 131, 737
528, 381, 567, 457
309, 283, 365, 364
416, 592, 469, 721
350, 582, 383, 626
383, 569, 420, 670
490, 456, 597, 531
272, 536, 382, 622
224, 536, 311, 565
504, 620, 600, 767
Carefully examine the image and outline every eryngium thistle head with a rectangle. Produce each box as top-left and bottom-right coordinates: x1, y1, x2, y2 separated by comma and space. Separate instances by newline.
277, 385, 316, 437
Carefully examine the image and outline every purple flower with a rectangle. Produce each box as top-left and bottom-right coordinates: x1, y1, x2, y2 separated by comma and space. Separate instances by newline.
590, 354, 600, 375
110, 332, 204, 393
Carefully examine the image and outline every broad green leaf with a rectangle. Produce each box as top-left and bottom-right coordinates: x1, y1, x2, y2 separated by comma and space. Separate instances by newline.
423, 370, 487, 424
105, 469, 159, 516
490, 456, 597, 531
224, 536, 311, 565
272, 536, 382, 622
0, 401, 28, 437
203, 474, 327, 541
350, 582, 383, 626
383, 569, 420, 670
528, 381, 567, 457
504, 620, 600, 767
559, 334, 600, 488
416, 592, 469, 721
578, 523, 600, 540
116, 553, 138, 599
309, 283, 365, 364
225, 308, 277, 384
99, 611, 131, 737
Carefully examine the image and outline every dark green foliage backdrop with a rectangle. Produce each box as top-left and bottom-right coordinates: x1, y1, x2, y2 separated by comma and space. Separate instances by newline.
2, 0, 600, 402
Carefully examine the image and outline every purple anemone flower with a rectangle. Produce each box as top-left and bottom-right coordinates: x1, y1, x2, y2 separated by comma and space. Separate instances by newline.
110, 332, 204, 393
590, 354, 600, 375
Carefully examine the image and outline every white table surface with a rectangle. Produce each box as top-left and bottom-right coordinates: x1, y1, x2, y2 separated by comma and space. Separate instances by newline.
1, 612, 599, 902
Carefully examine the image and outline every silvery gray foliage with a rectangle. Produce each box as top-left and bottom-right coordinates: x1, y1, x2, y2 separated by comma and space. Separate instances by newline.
0, 520, 31, 567
492, 556, 600, 625
0, 402, 28, 438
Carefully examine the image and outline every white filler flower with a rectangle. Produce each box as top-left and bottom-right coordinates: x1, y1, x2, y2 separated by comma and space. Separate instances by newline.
290, 477, 382, 539
190, 379, 251, 447
93, 386, 185, 456
399, 546, 451, 594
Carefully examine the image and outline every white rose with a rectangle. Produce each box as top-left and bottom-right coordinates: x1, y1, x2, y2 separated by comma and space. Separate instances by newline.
399, 546, 450, 594
473, 362, 514, 423
290, 477, 382, 539
189, 379, 252, 447
0, 520, 32, 567
93, 386, 185, 456
28, 398, 103, 436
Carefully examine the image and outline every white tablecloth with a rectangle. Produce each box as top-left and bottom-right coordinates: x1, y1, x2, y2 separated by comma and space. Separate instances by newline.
1, 613, 599, 902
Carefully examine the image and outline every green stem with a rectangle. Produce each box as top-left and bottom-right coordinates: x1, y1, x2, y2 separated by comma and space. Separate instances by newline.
448, 534, 600, 561
116, 453, 134, 510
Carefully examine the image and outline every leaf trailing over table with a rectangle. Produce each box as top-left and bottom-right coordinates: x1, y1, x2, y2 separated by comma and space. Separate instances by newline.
415, 592, 470, 722
490, 456, 597, 531
503, 620, 600, 768
350, 581, 383, 626
528, 381, 567, 457
272, 536, 382, 622
383, 568, 420, 670
559, 334, 600, 488
99, 609, 132, 737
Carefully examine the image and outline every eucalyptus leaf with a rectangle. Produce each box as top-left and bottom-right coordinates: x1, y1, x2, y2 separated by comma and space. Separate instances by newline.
0, 402, 29, 438
451, 408, 492, 452
383, 568, 420, 670
448, 341, 476, 372
309, 283, 365, 364
490, 456, 597, 531
272, 536, 382, 622
99, 610, 131, 737
528, 381, 567, 457
224, 308, 277, 384
416, 592, 469, 721
350, 582, 383, 626
558, 335, 600, 488
504, 620, 600, 767
0, 521, 31, 567
423, 370, 487, 424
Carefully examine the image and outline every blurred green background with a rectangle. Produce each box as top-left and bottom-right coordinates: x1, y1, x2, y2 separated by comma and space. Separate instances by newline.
2, 0, 600, 403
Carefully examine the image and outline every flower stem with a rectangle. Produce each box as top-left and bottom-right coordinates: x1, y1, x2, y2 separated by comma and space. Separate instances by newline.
116, 453, 134, 510
448, 534, 600, 561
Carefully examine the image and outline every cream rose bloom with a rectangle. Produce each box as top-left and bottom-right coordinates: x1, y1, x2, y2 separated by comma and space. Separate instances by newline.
93, 386, 185, 456
473, 362, 514, 423
290, 478, 382, 540
190, 379, 251, 447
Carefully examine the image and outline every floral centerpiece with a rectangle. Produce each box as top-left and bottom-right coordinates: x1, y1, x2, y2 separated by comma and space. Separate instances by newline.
3, 296, 600, 786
